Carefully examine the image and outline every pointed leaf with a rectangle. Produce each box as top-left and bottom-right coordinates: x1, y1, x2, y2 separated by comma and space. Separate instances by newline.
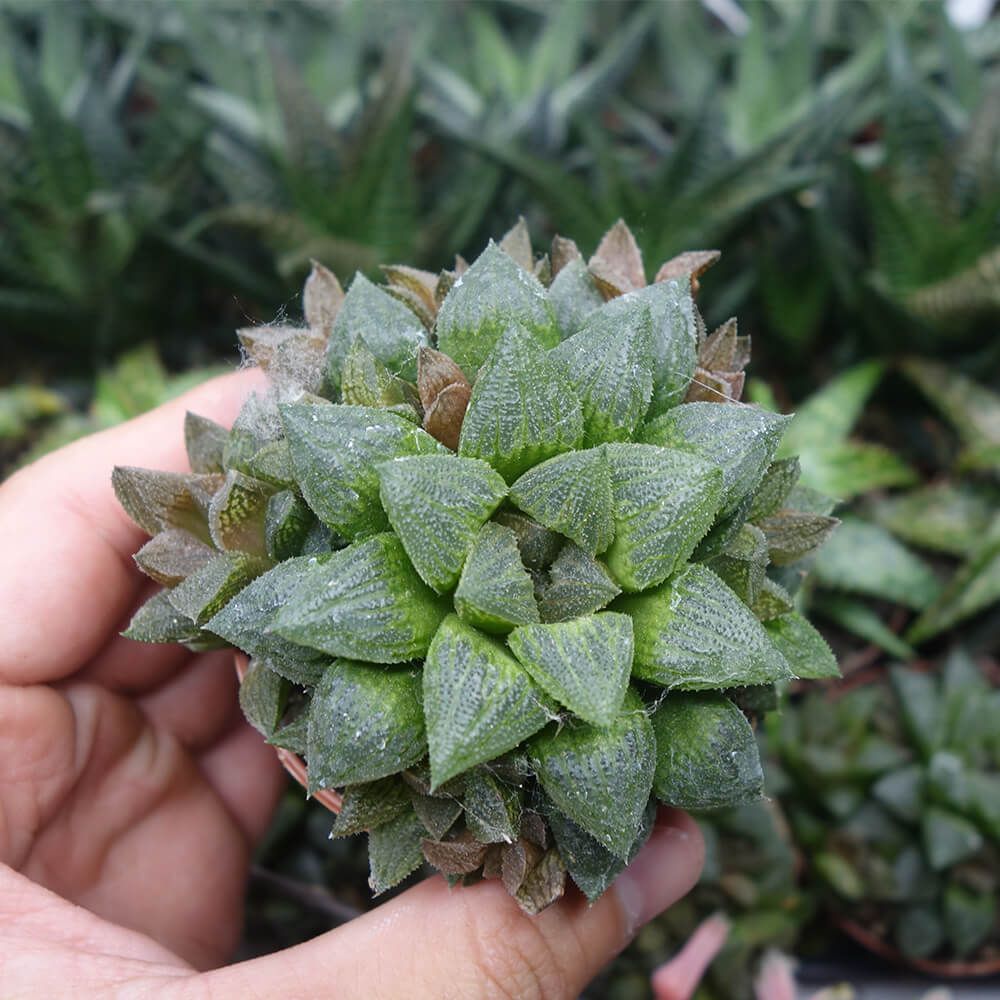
651, 693, 763, 809
264, 490, 316, 561
123, 591, 204, 645
208, 470, 275, 556
641, 401, 790, 515
548, 257, 604, 339
493, 510, 564, 572
901, 358, 1000, 450
167, 552, 268, 626
206, 555, 331, 668
422, 833, 489, 876
654, 250, 721, 290
537, 543, 621, 623
458, 325, 583, 481
589, 219, 645, 291
423, 615, 551, 789
463, 767, 522, 844
550, 301, 655, 443
704, 523, 769, 605
499, 217, 533, 272
184, 412, 228, 474
271, 534, 446, 663
622, 564, 792, 689
112, 467, 221, 543
603, 443, 723, 592
454, 522, 540, 633
331, 777, 412, 838
377, 454, 508, 593
922, 807, 984, 871
368, 808, 426, 894
508, 613, 633, 726
758, 509, 840, 566
747, 457, 801, 521
409, 790, 463, 840
134, 529, 214, 587
530, 690, 655, 858
307, 660, 425, 789
238, 659, 288, 739
436, 242, 559, 376
326, 272, 427, 388
512, 847, 567, 915
281, 402, 445, 539
796, 441, 918, 500
813, 518, 940, 610
750, 576, 796, 621
764, 612, 840, 680
340, 339, 420, 420
509, 448, 613, 555
303, 259, 344, 332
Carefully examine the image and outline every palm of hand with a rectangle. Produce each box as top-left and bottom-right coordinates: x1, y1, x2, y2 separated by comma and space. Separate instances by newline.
0, 371, 283, 970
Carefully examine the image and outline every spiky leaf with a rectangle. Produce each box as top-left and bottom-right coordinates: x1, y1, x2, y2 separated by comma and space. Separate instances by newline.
536, 543, 621, 623
368, 808, 426, 894
184, 412, 228, 474
764, 612, 840, 680
167, 552, 268, 626
134, 529, 214, 587
331, 778, 412, 838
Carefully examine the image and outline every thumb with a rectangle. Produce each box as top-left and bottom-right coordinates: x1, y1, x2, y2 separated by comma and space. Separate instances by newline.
199, 808, 703, 1000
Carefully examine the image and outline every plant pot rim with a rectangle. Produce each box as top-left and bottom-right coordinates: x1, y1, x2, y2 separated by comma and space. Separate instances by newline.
234, 653, 342, 815
835, 915, 1000, 979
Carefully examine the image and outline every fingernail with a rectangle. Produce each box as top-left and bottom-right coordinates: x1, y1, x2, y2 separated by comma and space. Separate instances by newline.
613, 812, 700, 940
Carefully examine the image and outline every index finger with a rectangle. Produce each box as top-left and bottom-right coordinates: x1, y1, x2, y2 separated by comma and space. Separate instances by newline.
0, 366, 267, 685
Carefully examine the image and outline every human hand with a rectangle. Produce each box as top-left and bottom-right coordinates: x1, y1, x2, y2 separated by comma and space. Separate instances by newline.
0, 369, 704, 999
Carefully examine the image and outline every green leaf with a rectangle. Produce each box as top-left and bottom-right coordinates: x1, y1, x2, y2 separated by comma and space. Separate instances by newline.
763, 612, 840, 680
206, 555, 331, 668
756, 509, 840, 566
435, 242, 559, 377
625, 280, 699, 418
508, 612, 633, 726
493, 510, 564, 572
134, 529, 214, 587
813, 518, 941, 610
377, 454, 508, 593
264, 490, 316, 561
890, 666, 945, 755
326, 272, 427, 388
509, 447, 614, 555
650, 693, 764, 809
895, 906, 945, 959
463, 767, 522, 844
922, 807, 984, 871
454, 522, 539, 633
901, 358, 1000, 450
340, 338, 420, 420
409, 790, 463, 840
368, 808, 426, 894
750, 576, 795, 621
184, 412, 228, 474
603, 443, 723, 592
123, 591, 204, 645
548, 257, 603, 338
458, 324, 583, 481
238, 659, 287, 739
281, 402, 446, 539
813, 594, 917, 660
331, 777, 412, 838
271, 534, 448, 663
906, 518, 1000, 644
307, 660, 425, 790
545, 799, 655, 902
530, 690, 655, 858
622, 564, 792, 689
536, 542, 621, 623
872, 765, 925, 824
704, 523, 769, 606
423, 615, 551, 788
778, 361, 884, 454
872, 483, 997, 558
815, 852, 865, 902
746, 457, 800, 521
167, 552, 268, 626
944, 883, 995, 958
208, 471, 275, 556
549, 300, 654, 443
795, 441, 917, 500
641, 402, 790, 515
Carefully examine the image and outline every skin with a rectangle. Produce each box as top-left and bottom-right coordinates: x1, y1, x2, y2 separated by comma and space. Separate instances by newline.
0, 369, 705, 1000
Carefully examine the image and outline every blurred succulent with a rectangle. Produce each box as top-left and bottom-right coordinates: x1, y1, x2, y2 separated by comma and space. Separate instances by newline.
769, 652, 1000, 966
112, 220, 838, 912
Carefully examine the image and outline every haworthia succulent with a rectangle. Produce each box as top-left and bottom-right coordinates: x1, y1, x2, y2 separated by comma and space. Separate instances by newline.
167, 552, 268, 626
549, 303, 655, 444
509, 447, 614, 556
208, 470, 275, 556
747, 457, 801, 521
436, 242, 560, 376
306, 661, 425, 792
704, 523, 769, 606
640, 401, 791, 515
621, 564, 792, 689
463, 767, 522, 844
651, 693, 764, 808
326, 272, 427, 388
764, 611, 840, 680
112, 466, 221, 543
603, 443, 724, 592
508, 612, 634, 726
423, 615, 552, 789
378, 454, 508, 593
454, 522, 540, 633
536, 542, 621, 623
331, 778, 413, 838
270, 534, 448, 663
368, 808, 427, 894
547, 257, 604, 339
238, 659, 288, 740
134, 528, 214, 587
458, 325, 584, 481
530, 690, 655, 858
184, 411, 228, 474
264, 490, 316, 561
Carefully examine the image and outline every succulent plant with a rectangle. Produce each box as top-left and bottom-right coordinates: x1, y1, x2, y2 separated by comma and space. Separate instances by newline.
769, 651, 1000, 965
113, 220, 839, 914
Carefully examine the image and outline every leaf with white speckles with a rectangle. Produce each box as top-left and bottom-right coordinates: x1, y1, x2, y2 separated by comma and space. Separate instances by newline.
537, 543, 621, 623
368, 808, 427, 894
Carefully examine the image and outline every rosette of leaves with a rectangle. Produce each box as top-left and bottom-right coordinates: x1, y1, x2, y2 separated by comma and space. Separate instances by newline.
769, 651, 1000, 966
114, 220, 839, 914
